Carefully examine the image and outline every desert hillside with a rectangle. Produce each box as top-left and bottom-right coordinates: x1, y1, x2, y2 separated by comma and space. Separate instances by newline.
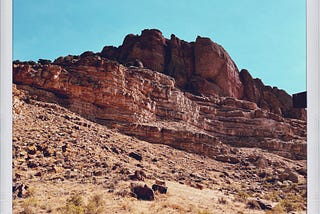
13, 29, 306, 214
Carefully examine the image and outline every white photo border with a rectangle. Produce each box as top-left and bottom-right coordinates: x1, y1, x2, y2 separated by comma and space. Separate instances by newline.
307, 0, 320, 213
1, 0, 319, 213
0, 0, 12, 213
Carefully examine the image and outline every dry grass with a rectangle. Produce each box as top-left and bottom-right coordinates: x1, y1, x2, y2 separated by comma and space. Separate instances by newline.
86, 194, 105, 214
234, 191, 250, 203
21, 197, 37, 214
197, 209, 214, 214
13, 180, 267, 214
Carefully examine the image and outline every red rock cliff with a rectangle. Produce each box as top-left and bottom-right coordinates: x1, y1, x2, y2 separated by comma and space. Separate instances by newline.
13, 53, 306, 160
100, 29, 305, 120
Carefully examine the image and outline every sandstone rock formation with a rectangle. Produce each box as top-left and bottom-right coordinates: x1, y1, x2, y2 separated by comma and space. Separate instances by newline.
239, 69, 306, 120
99, 29, 305, 121
100, 29, 244, 99
13, 52, 306, 160
194, 36, 243, 98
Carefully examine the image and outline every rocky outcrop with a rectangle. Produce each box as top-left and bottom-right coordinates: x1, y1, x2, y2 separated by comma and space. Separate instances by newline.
101, 29, 167, 73
99, 29, 305, 120
166, 34, 195, 89
100, 29, 244, 99
193, 36, 243, 98
239, 69, 306, 120
130, 182, 155, 200
13, 53, 306, 160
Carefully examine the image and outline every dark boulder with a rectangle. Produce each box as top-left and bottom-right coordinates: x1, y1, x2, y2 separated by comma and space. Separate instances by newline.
130, 182, 154, 200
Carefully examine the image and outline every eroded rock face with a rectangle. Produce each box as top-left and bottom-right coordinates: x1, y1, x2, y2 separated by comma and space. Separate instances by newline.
99, 29, 305, 120
13, 54, 306, 160
166, 34, 195, 89
101, 29, 167, 74
100, 29, 243, 99
239, 69, 306, 120
194, 36, 243, 98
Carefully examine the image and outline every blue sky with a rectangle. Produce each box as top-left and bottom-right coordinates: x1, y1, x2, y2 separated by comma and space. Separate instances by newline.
13, 0, 306, 94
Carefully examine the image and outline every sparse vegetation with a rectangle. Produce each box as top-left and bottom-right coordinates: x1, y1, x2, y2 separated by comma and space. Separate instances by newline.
277, 192, 306, 212
21, 197, 37, 214
263, 190, 282, 202
25, 187, 36, 198
197, 209, 214, 214
265, 192, 306, 213
86, 194, 104, 214
59, 194, 85, 214
235, 191, 250, 203
58, 193, 106, 214
166, 203, 186, 212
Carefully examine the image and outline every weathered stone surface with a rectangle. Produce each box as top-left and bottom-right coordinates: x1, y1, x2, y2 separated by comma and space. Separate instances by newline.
194, 36, 243, 98
155, 179, 166, 186
98, 30, 306, 121
254, 156, 269, 169
100, 29, 244, 98
247, 199, 272, 210
119, 29, 167, 73
152, 184, 168, 194
129, 152, 143, 161
129, 170, 146, 181
13, 55, 306, 160
130, 182, 154, 200
239, 69, 306, 120
296, 167, 307, 176
152, 179, 168, 194
279, 168, 299, 183
166, 34, 195, 89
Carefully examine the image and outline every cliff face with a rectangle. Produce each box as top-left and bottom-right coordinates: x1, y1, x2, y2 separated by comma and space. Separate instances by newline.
13, 51, 306, 160
239, 69, 305, 120
99, 29, 305, 120
100, 29, 244, 99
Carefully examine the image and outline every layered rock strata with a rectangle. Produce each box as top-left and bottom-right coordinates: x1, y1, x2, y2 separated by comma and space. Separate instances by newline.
13, 54, 306, 160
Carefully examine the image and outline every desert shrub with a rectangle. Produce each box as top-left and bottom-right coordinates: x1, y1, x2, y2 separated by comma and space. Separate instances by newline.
21, 197, 37, 214
263, 190, 281, 202
25, 187, 36, 198
278, 199, 303, 212
69, 194, 84, 207
281, 192, 305, 212
60, 194, 85, 214
85, 194, 104, 214
266, 192, 305, 214
64, 203, 85, 214
235, 191, 250, 203
197, 209, 213, 214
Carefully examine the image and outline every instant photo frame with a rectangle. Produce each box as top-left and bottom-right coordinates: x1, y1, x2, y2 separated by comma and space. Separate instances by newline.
1, 0, 319, 213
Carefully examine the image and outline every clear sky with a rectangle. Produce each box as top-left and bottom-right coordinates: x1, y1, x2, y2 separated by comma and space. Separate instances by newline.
13, 0, 306, 95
